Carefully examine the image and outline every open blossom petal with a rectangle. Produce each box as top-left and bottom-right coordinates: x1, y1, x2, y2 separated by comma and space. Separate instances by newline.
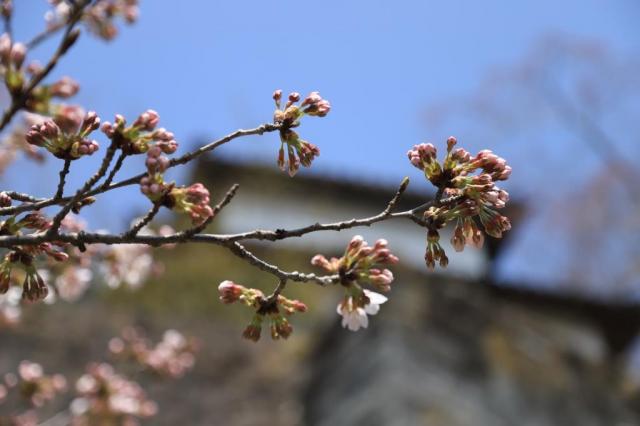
337, 291, 388, 332
364, 289, 388, 306
341, 307, 368, 331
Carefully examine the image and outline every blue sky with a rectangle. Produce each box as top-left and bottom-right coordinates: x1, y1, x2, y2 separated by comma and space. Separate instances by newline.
4, 1, 639, 293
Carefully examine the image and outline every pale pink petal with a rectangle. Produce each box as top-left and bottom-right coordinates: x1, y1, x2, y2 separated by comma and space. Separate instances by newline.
357, 308, 369, 328
364, 290, 388, 305
364, 303, 380, 315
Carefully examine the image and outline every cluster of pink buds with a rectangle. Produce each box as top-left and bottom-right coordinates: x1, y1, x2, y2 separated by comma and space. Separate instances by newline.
102, 109, 177, 155
25, 111, 100, 160
0, 211, 85, 301
72, 363, 157, 424
164, 183, 213, 226
218, 280, 307, 341
44, 0, 71, 30
312, 236, 398, 292
139, 174, 171, 202
408, 137, 512, 269
145, 146, 171, 175
107, 111, 210, 226
0, 252, 48, 302
26, 76, 81, 118
312, 235, 398, 331
82, 0, 139, 41
139, 140, 176, 202
106, 111, 208, 226
0, 33, 26, 95
272, 90, 330, 176
1, 361, 67, 407
46, 0, 139, 41
109, 328, 199, 378
21, 262, 48, 302
424, 228, 448, 270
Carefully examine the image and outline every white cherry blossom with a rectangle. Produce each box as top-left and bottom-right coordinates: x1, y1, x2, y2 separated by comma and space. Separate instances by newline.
337, 290, 388, 332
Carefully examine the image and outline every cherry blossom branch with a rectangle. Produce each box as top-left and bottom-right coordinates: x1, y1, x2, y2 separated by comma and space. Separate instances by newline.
26, 21, 65, 50
0, 178, 422, 249
0, 123, 282, 217
101, 151, 127, 188
217, 178, 431, 244
170, 123, 282, 167
48, 140, 118, 233
4, 191, 39, 203
225, 241, 338, 286
124, 201, 162, 238
0, 1, 87, 132
0, 0, 514, 346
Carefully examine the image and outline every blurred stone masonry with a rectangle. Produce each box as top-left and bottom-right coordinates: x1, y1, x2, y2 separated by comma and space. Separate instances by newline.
304, 277, 640, 426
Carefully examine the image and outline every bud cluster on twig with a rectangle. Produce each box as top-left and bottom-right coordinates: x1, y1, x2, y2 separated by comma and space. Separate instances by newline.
218, 280, 307, 341
408, 137, 512, 270
25, 110, 100, 160
311, 235, 399, 331
46, 0, 139, 41
272, 90, 330, 176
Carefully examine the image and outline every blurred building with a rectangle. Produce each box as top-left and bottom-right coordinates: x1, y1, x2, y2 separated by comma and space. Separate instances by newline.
199, 157, 640, 426
2, 157, 640, 425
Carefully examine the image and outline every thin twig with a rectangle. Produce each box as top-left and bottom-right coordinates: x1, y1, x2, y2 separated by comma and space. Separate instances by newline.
2, 7, 11, 39
124, 201, 162, 238
382, 176, 409, 215
5, 191, 39, 203
216, 179, 420, 242
0, 179, 425, 249
47, 140, 118, 233
26, 21, 66, 50
226, 241, 337, 286
54, 159, 71, 199
169, 123, 280, 168
266, 278, 288, 302
101, 151, 127, 189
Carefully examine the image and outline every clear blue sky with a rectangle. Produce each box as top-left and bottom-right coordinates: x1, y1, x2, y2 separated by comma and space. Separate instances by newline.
5, 1, 639, 294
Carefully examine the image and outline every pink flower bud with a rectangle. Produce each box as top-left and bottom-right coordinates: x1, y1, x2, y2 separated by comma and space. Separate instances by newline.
25, 128, 46, 146
446, 136, 457, 151
0, 33, 10, 64
218, 280, 244, 304
10, 42, 25, 68
101, 121, 115, 137
134, 109, 160, 131
311, 254, 331, 270
50, 76, 80, 98
41, 120, 60, 138
288, 92, 300, 102
80, 111, 100, 133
